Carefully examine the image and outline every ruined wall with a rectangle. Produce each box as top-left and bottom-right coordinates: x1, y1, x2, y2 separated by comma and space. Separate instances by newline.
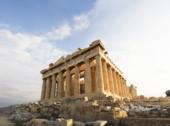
129, 85, 137, 98
120, 118, 170, 126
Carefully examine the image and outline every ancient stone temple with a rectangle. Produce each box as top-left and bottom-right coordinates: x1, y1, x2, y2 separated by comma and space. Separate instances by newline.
40, 40, 137, 101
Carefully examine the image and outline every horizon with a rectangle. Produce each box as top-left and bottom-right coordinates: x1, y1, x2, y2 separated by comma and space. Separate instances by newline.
0, 0, 170, 107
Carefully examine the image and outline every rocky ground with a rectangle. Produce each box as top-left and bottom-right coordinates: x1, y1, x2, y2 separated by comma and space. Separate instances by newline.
0, 117, 14, 126
0, 96, 170, 126
0, 106, 15, 126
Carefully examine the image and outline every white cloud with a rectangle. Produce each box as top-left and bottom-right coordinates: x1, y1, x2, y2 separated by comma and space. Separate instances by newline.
2, 0, 170, 106
73, 14, 90, 31
44, 14, 90, 41
0, 11, 91, 106
82, 0, 170, 97
46, 24, 72, 40
0, 28, 67, 107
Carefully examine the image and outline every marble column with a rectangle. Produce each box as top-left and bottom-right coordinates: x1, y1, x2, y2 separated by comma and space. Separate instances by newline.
124, 84, 127, 96
66, 68, 71, 97
41, 79, 46, 100
85, 59, 92, 94
102, 60, 109, 92
109, 66, 115, 95
50, 74, 56, 99
95, 55, 104, 93
58, 72, 63, 98
122, 84, 125, 97
123, 79, 127, 97
124, 79, 128, 97
119, 77, 123, 96
119, 75, 124, 97
55, 75, 58, 98
112, 70, 119, 95
116, 73, 121, 96
74, 65, 80, 96
45, 77, 51, 99
121, 77, 125, 97
108, 65, 114, 94
126, 86, 129, 97
91, 64, 96, 92
119, 75, 123, 96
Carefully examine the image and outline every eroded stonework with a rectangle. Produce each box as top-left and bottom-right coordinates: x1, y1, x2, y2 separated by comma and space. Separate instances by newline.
40, 40, 137, 101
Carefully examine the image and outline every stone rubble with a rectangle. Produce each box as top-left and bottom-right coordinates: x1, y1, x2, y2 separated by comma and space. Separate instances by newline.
7, 96, 170, 126
8, 96, 128, 126
124, 98, 170, 118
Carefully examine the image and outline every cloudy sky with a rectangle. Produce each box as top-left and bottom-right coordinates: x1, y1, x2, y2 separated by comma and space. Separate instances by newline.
0, 0, 170, 107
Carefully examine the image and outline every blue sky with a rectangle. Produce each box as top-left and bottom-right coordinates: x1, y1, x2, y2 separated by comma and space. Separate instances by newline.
0, 0, 95, 33
0, 0, 96, 52
1, 0, 170, 107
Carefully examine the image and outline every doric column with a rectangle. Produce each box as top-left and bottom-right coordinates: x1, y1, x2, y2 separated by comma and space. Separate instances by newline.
122, 78, 126, 97
58, 72, 63, 98
109, 66, 115, 95
50, 74, 56, 99
66, 68, 71, 97
123, 84, 126, 97
116, 73, 121, 96
102, 60, 109, 92
45, 77, 51, 99
119, 75, 123, 96
108, 65, 114, 94
112, 70, 118, 95
85, 59, 92, 94
74, 65, 80, 96
41, 78, 46, 100
119, 76, 123, 96
119, 75, 124, 97
123, 79, 128, 97
124, 84, 127, 96
95, 55, 104, 93
121, 77, 125, 97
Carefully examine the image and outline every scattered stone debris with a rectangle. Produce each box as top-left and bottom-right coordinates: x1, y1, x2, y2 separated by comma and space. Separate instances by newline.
7, 96, 126, 126
86, 120, 107, 126
4, 96, 170, 126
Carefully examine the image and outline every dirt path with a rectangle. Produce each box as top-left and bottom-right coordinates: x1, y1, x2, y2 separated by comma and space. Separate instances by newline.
0, 116, 14, 126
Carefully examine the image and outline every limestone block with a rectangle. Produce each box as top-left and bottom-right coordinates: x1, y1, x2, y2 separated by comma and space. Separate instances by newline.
73, 121, 85, 126
113, 108, 128, 118
32, 119, 48, 126
86, 120, 107, 126
160, 109, 169, 117
46, 121, 58, 126
84, 97, 88, 102
9, 112, 32, 122
56, 118, 73, 126
99, 106, 112, 112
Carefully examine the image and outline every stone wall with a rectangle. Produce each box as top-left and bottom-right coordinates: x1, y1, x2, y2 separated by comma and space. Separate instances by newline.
120, 118, 170, 126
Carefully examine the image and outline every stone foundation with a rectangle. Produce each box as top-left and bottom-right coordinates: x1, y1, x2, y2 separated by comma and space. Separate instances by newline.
120, 118, 170, 126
